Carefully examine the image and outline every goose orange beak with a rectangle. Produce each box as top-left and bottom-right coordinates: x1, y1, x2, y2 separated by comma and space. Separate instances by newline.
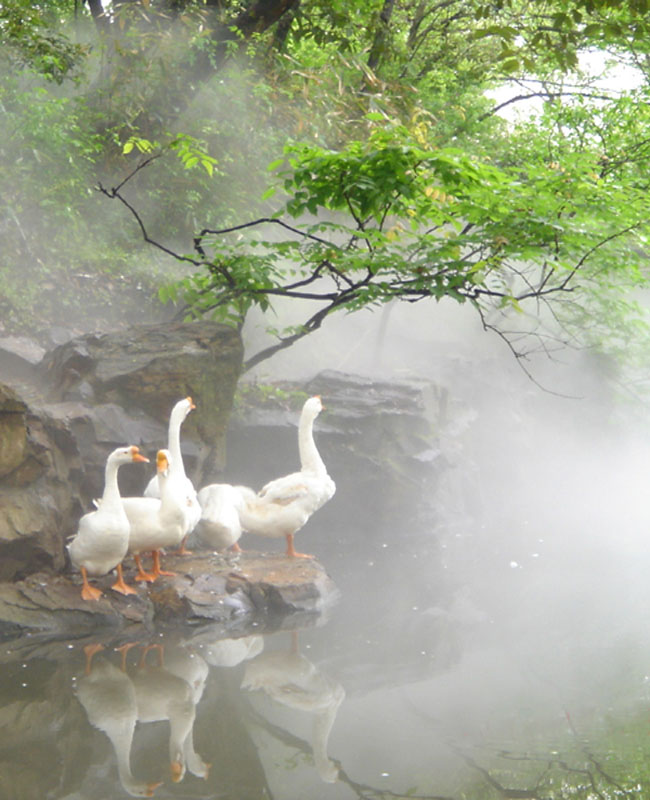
186, 395, 196, 410
130, 446, 149, 463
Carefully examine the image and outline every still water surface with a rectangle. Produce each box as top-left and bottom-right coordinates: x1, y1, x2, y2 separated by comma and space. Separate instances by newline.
3, 431, 650, 799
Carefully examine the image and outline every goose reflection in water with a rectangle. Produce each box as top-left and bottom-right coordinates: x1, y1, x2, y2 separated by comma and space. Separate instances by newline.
75, 644, 162, 798
190, 631, 265, 668
241, 631, 345, 783
76, 640, 210, 795
127, 642, 210, 783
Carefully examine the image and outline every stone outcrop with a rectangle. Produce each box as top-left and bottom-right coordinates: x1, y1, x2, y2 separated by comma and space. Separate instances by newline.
0, 383, 83, 582
39, 320, 244, 484
0, 552, 337, 639
0, 321, 244, 583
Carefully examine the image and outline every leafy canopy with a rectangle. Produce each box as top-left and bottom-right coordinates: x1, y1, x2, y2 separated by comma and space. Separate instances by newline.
3, 0, 650, 386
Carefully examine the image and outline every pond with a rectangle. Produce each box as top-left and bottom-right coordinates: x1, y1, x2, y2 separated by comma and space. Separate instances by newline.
2, 394, 650, 800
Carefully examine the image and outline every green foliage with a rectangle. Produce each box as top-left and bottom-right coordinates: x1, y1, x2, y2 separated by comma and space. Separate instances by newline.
1, 0, 650, 386
0, 0, 87, 82
154, 103, 650, 373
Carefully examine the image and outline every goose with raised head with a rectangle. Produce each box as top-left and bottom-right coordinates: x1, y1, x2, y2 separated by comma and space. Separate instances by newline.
237, 395, 335, 557
68, 445, 149, 601
144, 397, 201, 553
76, 644, 162, 798
124, 450, 188, 581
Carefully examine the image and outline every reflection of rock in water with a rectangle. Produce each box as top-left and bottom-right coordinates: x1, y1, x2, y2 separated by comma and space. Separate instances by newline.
242, 632, 345, 783
0, 657, 83, 800
75, 645, 161, 798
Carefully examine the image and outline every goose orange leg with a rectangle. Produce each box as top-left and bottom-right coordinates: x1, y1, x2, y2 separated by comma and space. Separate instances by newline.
285, 533, 313, 559
80, 567, 103, 601
115, 641, 140, 672
138, 643, 164, 668
111, 563, 138, 596
134, 554, 157, 582
83, 642, 105, 674
150, 550, 177, 578
175, 536, 192, 556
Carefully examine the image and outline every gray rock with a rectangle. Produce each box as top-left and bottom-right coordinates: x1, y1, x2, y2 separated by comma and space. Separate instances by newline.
0, 552, 337, 638
0, 320, 243, 585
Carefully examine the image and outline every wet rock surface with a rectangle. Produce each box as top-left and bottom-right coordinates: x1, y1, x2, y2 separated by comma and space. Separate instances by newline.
0, 551, 338, 640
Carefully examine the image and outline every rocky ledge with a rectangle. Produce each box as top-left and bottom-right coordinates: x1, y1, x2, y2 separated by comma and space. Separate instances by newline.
0, 551, 339, 640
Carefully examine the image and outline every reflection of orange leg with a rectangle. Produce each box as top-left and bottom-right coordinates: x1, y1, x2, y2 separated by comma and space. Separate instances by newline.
134, 554, 156, 582
115, 641, 140, 672
150, 550, 176, 577
83, 642, 105, 674
175, 536, 192, 555
138, 643, 164, 669
289, 630, 299, 655
80, 567, 103, 601
285, 533, 314, 559
111, 563, 138, 596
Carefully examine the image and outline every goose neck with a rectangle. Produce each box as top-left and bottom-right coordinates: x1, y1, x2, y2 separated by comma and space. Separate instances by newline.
298, 412, 326, 474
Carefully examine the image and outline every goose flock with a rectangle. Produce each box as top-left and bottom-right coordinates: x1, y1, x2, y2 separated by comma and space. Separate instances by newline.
67, 395, 335, 601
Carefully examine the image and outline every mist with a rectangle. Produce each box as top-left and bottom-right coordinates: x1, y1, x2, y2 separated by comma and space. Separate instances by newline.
242, 290, 650, 780
4, 11, 650, 796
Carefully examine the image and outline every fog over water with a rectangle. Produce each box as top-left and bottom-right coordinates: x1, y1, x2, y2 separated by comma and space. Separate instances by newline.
5, 51, 650, 795
232, 295, 650, 797
2, 282, 650, 798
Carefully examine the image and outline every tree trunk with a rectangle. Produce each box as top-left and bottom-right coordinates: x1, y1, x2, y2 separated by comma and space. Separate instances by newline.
367, 0, 396, 73
189, 0, 300, 82
84, 0, 109, 35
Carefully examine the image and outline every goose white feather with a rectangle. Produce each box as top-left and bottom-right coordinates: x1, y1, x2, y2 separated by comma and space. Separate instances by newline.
123, 449, 188, 581
196, 483, 250, 551
237, 396, 335, 557
67, 445, 149, 601
144, 397, 201, 546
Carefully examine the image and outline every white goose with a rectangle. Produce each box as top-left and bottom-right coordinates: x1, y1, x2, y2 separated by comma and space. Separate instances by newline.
144, 397, 201, 553
124, 450, 188, 581
195, 483, 249, 552
76, 644, 162, 798
237, 396, 335, 558
68, 445, 149, 601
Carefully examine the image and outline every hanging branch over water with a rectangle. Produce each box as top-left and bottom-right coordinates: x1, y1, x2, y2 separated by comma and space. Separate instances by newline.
98, 132, 650, 389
